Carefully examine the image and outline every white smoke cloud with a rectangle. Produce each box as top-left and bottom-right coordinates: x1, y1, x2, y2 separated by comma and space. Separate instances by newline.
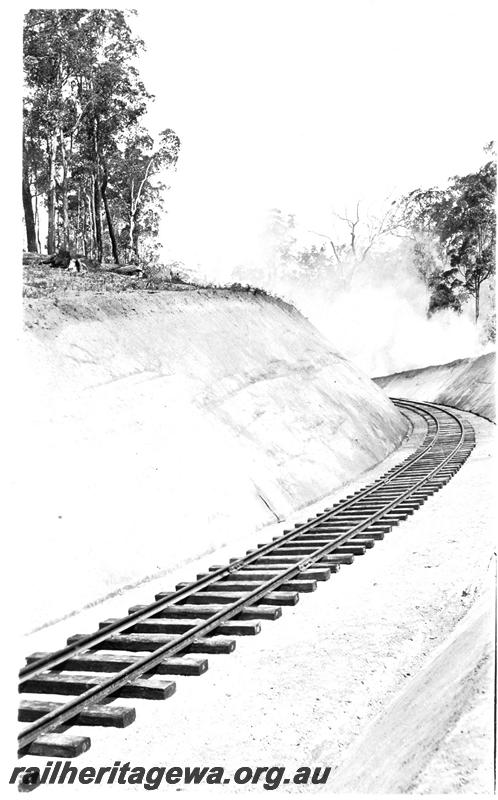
165, 215, 493, 377
287, 277, 490, 376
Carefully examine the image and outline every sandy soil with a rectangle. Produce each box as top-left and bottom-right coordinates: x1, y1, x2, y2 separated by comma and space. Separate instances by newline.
19, 289, 406, 630
13, 406, 495, 795
412, 645, 494, 794
375, 351, 495, 421
331, 578, 495, 793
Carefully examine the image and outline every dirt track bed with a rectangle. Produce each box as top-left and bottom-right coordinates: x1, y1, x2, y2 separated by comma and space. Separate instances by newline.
19, 409, 494, 793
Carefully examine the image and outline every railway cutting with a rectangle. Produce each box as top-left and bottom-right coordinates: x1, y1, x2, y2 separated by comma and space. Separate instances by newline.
17, 398, 476, 770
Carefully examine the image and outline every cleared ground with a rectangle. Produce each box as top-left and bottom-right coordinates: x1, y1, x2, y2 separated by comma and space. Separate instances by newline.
13, 278, 494, 793
16, 407, 494, 794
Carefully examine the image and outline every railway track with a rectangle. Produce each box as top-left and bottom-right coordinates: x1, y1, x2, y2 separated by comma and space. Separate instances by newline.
17, 398, 476, 767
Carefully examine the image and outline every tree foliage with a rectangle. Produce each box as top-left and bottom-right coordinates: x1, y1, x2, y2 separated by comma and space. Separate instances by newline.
400, 149, 496, 321
23, 10, 180, 263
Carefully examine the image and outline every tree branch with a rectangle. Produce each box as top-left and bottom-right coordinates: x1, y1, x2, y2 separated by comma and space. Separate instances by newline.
132, 155, 155, 214
309, 230, 341, 263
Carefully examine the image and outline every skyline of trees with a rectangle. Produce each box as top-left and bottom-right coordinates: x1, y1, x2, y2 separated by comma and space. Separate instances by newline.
22, 12, 494, 339
23, 10, 180, 264
399, 146, 496, 323
250, 146, 495, 339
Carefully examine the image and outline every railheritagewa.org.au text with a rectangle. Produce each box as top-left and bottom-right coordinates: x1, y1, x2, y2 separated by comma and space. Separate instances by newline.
12, 761, 332, 790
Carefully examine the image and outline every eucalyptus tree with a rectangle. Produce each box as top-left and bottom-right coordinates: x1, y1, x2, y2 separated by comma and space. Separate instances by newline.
401, 148, 496, 321
74, 11, 151, 262
22, 113, 39, 253
24, 9, 91, 252
23, 9, 179, 264
116, 127, 180, 261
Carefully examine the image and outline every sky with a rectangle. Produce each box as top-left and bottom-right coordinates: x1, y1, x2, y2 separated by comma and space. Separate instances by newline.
6, 0, 496, 368
126, 0, 497, 272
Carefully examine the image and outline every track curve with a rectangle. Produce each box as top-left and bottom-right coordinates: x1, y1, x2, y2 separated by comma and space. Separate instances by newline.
18, 399, 476, 761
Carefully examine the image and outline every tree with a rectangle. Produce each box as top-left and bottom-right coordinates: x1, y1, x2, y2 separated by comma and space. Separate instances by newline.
400, 148, 496, 321
309, 199, 401, 288
115, 127, 180, 262
78, 19, 151, 262
427, 268, 466, 315
482, 278, 495, 343
22, 132, 37, 252
23, 10, 180, 264
24, 10, 91, 252
438, 160, 496, 321
295, 244, 332, 280
261, 209, 299, 283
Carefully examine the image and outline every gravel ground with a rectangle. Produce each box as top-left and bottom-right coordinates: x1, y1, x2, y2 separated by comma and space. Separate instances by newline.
12, 406, 495, 795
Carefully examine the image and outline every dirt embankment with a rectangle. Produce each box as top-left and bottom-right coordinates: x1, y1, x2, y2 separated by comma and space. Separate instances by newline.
20, 289, 407, 629
374, 351, 495, 421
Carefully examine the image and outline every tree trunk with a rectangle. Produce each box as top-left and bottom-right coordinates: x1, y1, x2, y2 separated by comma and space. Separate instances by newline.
81, 183, 90, 258
76, 186, 81, 253
93, 119, 103, 263
86, 191, 93, 258
47, 133, 57, 254
88, 184, 96, 259
94, 179, 103, 263
102, 189, 119, 264
475, 285, 480, 322
59, 129, 70, 250
22, 149, 37, 253
128, 211, 136, 261
101, 164, 120, 264
34, 190, 41, 253
81, 194, 88, 257
133, 225, 140, 258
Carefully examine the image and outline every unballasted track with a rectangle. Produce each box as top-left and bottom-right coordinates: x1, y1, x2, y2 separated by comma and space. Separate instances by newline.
17, 398, 476, 764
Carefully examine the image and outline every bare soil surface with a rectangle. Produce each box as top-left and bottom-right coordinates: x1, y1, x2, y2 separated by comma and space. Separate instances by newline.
22, 253, 271, 303
20, 288, 406, 630
332, 577, 494, 793
13, 269, 494, 793
15, 407, 495, 794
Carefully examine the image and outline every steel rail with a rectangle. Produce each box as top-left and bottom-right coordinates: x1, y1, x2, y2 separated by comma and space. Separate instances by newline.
20, 400, 436, 682
18, 399, 466, 752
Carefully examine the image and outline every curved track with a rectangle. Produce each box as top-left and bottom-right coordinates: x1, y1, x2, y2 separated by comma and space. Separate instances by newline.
18, 399, 476, 760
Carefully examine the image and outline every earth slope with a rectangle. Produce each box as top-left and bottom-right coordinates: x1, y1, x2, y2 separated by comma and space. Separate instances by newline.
374, 352, 495, 421
20, 289, 407, 628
